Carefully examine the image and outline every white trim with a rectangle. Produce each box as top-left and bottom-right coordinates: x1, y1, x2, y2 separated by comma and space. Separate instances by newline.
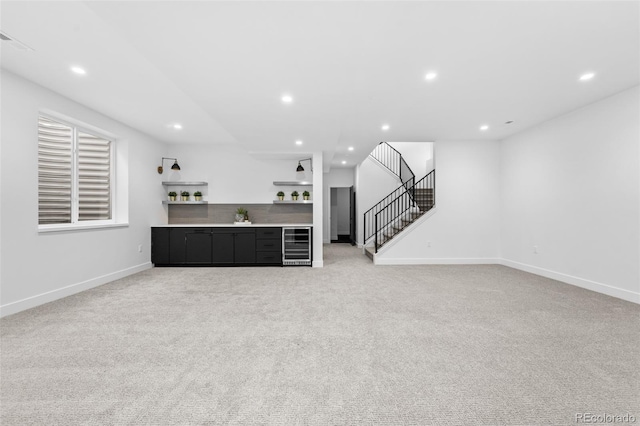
312, 260, 324, 268
0, 262, 151, 318
372, 256, 638, 304
39, 109, 117, 139
38, 222, 129, 233
500, 258, 640, 305
375, 257, 501, 265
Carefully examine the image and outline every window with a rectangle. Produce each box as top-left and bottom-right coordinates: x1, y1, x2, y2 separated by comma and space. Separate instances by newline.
38, 115, 114, 228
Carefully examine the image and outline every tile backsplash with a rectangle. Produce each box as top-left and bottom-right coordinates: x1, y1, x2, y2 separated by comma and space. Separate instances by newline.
167, 203, 312, 224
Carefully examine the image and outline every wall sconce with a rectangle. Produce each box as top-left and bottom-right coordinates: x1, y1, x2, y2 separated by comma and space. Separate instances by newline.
157, 157, 181, 174
296, 158, 312, 172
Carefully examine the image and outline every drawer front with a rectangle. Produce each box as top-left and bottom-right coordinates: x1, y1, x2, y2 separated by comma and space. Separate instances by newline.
256, 228, 281, 239
256, 252, 282, 264
256, 238, 281, 252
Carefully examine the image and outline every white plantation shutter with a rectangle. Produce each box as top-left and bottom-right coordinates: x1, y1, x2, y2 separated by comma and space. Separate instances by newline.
38, 115, 114, 226
38, 117, 72, 224
78, 132, 111, 221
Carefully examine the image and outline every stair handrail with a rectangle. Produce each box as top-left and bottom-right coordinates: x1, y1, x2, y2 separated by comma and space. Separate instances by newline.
369, 142, 402, 178
374, 190, 414, 253
363, 182, 407, 243
364, 142, 417, 243
373, 170, 436, 252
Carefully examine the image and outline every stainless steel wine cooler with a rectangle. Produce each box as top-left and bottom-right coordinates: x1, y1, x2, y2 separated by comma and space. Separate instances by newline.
282, 227, 312, 266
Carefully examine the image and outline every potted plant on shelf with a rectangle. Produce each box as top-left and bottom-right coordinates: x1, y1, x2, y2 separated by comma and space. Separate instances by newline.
235, 207, 247, 222
277, 191, 285, 201
291, 191, 299, 201
181, 191, 190, 201
302, 190, 310, 201
194, 191, 202, 201
168, 191, 177, 202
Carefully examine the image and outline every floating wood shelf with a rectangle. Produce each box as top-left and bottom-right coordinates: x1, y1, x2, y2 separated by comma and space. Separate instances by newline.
162, 201, 208, 205
162, 181, 208, 186
273, 181, 312, 186
273, 200, 313, 204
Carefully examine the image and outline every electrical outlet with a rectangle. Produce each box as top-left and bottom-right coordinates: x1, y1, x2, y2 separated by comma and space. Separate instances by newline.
138, 244, 143, 253
533, 245, 538, 254
427, 241, 432, 247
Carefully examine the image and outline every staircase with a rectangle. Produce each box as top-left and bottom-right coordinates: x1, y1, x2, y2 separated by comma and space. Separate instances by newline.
364, 143, 436, 259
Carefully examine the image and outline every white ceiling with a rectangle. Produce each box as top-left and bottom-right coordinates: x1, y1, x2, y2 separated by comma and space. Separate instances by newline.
1, 1, 638, 169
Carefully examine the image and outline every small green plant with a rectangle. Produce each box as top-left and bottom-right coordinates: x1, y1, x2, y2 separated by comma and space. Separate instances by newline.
302, 191, 310, 197
277, 191, 285, 197
236, 207, 247, 216
291, 191, 299, 197
181, 191, 190, 196
168, 191, 177, 197
193, 191, 202, 196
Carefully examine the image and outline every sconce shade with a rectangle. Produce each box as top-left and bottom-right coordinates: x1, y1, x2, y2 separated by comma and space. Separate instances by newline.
158, 157, 181, 174
296, 162, 304, 172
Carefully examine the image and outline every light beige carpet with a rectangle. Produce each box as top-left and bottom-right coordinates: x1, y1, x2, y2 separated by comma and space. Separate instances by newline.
1, 244, 638, 425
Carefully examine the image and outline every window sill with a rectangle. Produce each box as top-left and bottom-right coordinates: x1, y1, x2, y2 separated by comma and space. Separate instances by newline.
38, 222, 129, 234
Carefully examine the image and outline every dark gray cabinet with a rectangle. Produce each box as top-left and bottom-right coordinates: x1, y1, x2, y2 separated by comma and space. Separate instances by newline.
151, 227, 170, 264
255, 228, 282, 265
211, 228, 256, 265
185, 229, 213, 264
151, 226, 282, 266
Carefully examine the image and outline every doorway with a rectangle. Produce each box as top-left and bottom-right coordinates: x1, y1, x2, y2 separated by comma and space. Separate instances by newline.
330, 186, 355, 244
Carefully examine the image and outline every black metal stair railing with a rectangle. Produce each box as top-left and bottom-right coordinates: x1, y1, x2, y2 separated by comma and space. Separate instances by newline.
364, 142, 417, 243
370, 142, 416, 188
373, 170, 435, 253
370, 142, 402, 177
363, 183, 408, 243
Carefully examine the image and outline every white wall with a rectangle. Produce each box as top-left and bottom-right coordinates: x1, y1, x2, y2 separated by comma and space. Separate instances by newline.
501, 86, 640, 303
164, 143, 312, 203
388, 142, 434, 178
376, 140, 501, 263
355, 157, 403, 244
0, 71, 165, 316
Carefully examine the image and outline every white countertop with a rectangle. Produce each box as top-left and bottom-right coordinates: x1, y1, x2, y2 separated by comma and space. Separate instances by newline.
152, 223, 312, 227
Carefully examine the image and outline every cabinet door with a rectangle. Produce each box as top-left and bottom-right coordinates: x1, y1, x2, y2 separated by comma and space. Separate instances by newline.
151, 228, 170, 265
234, 232, 256, 264
169, 228, 187, 265
212, 230, 235, 264
185, 230, 212, 264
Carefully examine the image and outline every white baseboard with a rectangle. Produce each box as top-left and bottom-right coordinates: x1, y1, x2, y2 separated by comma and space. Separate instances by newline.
312, 260, 324, 268
374, 257, 501, 265
500, 259, 639, 304
372, 255, 638, 304
0, 262, 152, 318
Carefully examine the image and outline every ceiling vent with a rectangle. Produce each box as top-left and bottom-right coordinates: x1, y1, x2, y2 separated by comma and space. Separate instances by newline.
0, 31, 34, 51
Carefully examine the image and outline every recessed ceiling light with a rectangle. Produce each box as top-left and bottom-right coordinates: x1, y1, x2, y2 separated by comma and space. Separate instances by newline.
295, 140, 303, 145
341, 160, 347, 165
579, 72, 595, 81
348, 146, 354, 151
281, 94, 293, 103
480, 125, 489, 131
173, 124, 182, 130
381, 124, 390, 131
71, 66, 86, 75
424, 72, 438, 80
